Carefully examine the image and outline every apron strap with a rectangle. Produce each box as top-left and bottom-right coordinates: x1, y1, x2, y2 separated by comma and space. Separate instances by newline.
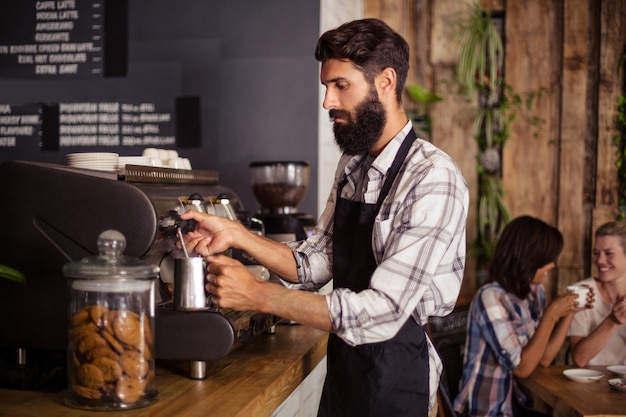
375, 128, 418, 210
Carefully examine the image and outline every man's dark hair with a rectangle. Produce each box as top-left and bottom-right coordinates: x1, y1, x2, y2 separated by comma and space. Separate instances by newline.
488, 215, 564, 299
315, 18, 409, 104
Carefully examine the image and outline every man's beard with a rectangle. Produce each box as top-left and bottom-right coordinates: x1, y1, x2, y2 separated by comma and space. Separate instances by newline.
330, 90, 386, 156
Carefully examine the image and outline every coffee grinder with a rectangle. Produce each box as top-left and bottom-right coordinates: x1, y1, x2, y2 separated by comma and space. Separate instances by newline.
249, 161, 316, 242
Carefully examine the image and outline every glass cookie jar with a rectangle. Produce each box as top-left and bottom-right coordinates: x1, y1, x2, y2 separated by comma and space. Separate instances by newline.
63, 230, 159, 410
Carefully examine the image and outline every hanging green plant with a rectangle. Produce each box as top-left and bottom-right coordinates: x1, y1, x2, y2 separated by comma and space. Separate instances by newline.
405, 83, 443, 139
456, 2, 546, 267
0, 264, 25, 284
456, 2, 504, 99
456, 3, 510, 266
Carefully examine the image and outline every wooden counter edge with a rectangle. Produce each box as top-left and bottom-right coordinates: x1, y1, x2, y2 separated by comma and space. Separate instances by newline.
0, 324, 330, 417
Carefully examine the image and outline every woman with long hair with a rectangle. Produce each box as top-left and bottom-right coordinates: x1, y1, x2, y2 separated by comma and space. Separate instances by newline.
454, 216, 588, 416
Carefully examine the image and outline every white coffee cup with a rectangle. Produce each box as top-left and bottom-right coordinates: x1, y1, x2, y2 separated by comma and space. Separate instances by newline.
567, 285, 593, 308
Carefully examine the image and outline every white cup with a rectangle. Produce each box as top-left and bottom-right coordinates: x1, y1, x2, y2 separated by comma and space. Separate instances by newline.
567, 285, 593, 308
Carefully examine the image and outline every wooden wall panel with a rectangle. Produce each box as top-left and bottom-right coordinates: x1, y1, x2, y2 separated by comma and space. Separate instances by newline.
412, 0, 433, 87
430, 0, 467, 65
594, 0, 626, 232
503, 0, 560, 224
430, 66, 478, 303
365, 0, 418, 87
364, 0, 626, 303
503, 0, 562, 299
557, 0, 593, 293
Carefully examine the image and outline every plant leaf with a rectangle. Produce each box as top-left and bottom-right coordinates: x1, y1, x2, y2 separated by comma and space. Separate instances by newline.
406, 84, 442, 104
0, 264, 26, 284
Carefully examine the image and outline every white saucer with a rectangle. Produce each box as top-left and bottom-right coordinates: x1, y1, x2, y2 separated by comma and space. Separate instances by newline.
607, 365, 626, 377
608, 378, 626, 392
563, 368, 604, 383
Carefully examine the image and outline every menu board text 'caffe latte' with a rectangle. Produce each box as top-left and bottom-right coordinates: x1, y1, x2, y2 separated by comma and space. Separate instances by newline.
0, 1, 126, 78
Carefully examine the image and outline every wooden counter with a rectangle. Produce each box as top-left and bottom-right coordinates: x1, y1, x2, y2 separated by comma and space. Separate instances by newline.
0, 324, 329, 417
517, 365, 626, 417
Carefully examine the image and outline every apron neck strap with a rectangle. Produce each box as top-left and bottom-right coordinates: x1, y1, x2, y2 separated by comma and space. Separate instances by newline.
376, 128, 418, 209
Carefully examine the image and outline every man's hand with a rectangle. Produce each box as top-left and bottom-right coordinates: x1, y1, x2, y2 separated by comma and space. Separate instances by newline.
206, 254, 264, 311
180, 211, 243, 256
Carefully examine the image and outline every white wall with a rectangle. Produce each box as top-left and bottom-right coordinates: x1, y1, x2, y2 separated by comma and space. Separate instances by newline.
316, 0, 364, 215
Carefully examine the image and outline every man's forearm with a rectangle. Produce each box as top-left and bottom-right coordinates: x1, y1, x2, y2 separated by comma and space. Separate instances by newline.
235, 230, 300, 283
256, 281, 333, 332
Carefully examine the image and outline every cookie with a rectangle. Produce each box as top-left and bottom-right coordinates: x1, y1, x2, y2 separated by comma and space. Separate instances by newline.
77, 363, 104, 390
69, 322, 99, 345
76, 331, 108, 355
92, 357, 123, 383
141, 315, 153, 346
71, 307, 90, 327
84, 346, 118, 363
115, 376, 146, 404
112, 313, 142, 349
120, 350, 149, 379
101, 328, 125, 354
74, 384, 102, 400
142, 342, 153, 361
89, 305, 110, 328
105, 310, 118, 335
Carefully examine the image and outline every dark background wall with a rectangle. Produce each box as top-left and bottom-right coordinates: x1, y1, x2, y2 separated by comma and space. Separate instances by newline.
0, 0, 321, 217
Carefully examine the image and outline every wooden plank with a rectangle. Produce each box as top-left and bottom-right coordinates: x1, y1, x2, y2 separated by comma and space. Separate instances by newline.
557, 0, 593, 289
430, 0, 468, 65
430, 66, 479, 299
594, 0, 626, 227
503, 0, 560, 225
480, 0, 505, 11
413, 0, 434, 88
365, 0, 419, 93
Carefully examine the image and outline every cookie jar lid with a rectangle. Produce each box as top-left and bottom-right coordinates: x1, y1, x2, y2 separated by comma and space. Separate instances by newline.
63, 230, 159, 290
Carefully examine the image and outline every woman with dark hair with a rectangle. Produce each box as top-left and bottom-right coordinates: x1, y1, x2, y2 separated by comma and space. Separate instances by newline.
454, 216, 587, 416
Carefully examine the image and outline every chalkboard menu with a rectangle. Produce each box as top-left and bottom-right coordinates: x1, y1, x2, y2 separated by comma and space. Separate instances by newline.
0, 0, 127, 78
0, 99, 181, 164
57, 101, 176, 147
0, 104, 41, 147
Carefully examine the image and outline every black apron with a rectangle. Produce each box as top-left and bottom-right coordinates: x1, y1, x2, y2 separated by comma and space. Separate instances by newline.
317, 129, 430, 417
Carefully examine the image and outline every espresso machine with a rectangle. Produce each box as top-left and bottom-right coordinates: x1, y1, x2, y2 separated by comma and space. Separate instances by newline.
0, 160, 279, 389
249, 161, 316, 242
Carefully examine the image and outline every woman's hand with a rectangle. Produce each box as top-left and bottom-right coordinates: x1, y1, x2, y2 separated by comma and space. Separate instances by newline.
582, 286, 596, 309
610, 294, 626, 325
544, 292, 580, 321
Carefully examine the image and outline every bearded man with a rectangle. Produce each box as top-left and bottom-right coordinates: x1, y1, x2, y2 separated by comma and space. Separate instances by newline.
182, 18, 469, 417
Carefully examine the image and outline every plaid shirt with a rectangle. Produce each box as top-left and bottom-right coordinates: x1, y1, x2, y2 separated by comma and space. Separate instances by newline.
454, 282, 545, 416
287, 121, 469, 409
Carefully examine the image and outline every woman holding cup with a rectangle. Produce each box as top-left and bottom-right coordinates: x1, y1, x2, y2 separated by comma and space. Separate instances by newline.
454, 216, 585, 417
568, 221, 626, 367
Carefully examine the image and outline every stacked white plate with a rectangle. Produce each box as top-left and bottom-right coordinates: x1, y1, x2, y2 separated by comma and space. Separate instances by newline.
66, 152, 119, 171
